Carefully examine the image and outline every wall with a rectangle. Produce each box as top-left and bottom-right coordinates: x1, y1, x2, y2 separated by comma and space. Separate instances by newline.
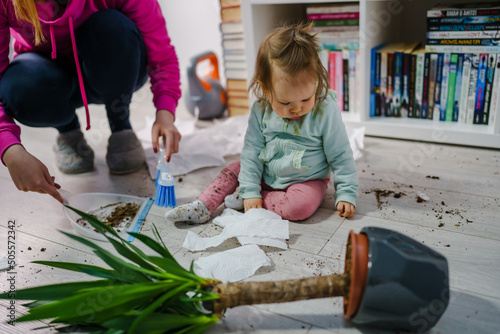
158, 0, 225, 91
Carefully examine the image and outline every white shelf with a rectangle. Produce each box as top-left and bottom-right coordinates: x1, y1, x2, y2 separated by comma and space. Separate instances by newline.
240, 0, 500, 148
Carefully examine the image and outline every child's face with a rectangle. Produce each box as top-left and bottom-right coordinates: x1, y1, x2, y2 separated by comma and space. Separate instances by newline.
269, 65, 316, 120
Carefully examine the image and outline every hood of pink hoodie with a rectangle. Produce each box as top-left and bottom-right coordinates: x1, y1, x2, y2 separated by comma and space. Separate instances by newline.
10, 0, 103, 130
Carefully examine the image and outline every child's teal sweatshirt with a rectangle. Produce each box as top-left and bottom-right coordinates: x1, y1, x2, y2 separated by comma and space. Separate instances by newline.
239, 89, 359, 207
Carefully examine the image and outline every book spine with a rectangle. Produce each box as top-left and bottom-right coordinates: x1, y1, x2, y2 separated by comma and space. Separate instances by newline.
445, 54, 458, 122
438, 53, 450, 121
421, 53, 431, 119
433, 53, 444, 121
329, 51, 336, 91
427, 23, 500, 32
425, 45, 500, 53
452, 54, 465, 121
458, 54, 472, 124
466, 54, 479, 124
321, 42, 360, 51
426, 38, 500, 46
482, 53, 497, 124
335, 51, 344, 111
413, 52, 425, 119
427, 8, 500, 18
307, 5, 360, 14
386, 52, 394, 117
355, 50, 361, 115
474, 54, 488, 124
408, 53, 417, 118
308, 13, 359, 20
342, 50, 350, 111
427, 16, 500, 25
348, 50, 356, 113
313, 18, 360, 27
393, 51, 403, 117
488, 54, 500, 126
380, 51, 388, 116
370, 47, 378, 117
427, 30, 500, 39
427, 53, 438, 120
401, 52, 411, 118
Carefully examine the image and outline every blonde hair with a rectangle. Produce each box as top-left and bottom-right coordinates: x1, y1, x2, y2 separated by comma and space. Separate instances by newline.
248, 22, 329, 104
12, 0, 45, 45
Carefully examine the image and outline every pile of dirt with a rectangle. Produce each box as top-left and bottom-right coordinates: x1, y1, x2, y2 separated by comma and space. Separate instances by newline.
77, 202, 140, 230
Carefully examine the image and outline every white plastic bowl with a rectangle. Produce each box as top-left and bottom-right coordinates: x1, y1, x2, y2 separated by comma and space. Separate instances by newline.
63, 192, 149, 241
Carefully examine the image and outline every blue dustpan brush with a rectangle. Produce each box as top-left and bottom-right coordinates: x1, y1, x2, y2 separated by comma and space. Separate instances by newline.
154, 139, 176, 207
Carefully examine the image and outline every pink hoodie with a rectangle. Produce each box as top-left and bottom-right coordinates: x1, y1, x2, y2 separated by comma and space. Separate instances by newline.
0, 0, 181, 163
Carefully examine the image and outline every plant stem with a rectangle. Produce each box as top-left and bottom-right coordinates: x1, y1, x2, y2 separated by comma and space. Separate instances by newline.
210, 273, 350, 316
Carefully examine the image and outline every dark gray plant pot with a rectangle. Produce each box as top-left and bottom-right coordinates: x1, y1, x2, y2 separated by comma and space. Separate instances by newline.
346, 227, 449, 332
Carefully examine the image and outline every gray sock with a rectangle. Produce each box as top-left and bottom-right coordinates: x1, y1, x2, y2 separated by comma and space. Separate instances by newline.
165, 200, 211, 224
224, 193, 244, 210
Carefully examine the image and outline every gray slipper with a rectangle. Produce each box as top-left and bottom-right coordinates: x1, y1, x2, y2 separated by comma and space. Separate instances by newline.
106, 130, 146, 175
54, 129, 94, 174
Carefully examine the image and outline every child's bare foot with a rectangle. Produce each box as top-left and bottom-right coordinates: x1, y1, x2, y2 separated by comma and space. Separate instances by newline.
165, 200, 210, 224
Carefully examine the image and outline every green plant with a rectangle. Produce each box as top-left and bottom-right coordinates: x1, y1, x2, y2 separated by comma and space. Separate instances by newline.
0, 205, 350, 333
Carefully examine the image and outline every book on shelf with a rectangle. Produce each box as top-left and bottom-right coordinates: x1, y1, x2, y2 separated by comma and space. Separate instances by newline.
413, 48, 426, 118
427, 53, 438, 120
427, 30, 500, 39
482, 53, 497, 124
306, 4, 359, 14
224, 60, 247, 70
376, 43, 406, 117
370, 43, 386, 117
342, 50, 349, 112
222, 38, 245, 50
401, 42, 420, 117
427, 16, 500, 25
445, 53, 458, 122
465, 54, 479, 124
452, 54, 465, 121
226, 79, 247, 91
427, 23, 500, 32
220, 21, 243, 34
421, 53, 431, 119
487, 55, 500, 126
223, 53, 246, 62
307, 13, 359, 21
427, 3, 500, 18
334, 50, 344, 112
221, 6, 241, 22
433, 53, 445, 121
426, 38, 500, 46
458, 54, 472, 123
311, 25, 359, 33
225, 68, 248, 80
311, 18, 360, 27
227, 96, 249, 108
329, 51, 337, 92
227, 89, 248, 98
348, 50, 356, 113
474, 54, 488, 124
220, 0, 240, 8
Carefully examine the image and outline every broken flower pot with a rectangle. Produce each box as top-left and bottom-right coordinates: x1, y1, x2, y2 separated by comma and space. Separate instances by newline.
344, 227, 450, 332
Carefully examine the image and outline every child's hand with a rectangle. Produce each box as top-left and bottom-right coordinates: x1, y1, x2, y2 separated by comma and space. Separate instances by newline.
244, 198, 263, 212
337, 201, 355, 218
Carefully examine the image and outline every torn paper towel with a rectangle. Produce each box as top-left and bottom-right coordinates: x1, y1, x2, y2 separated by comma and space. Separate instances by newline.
183, 208, 289, 251
137, 114, 364, 179
193, 244, 271, 283
0, 255, 13, 272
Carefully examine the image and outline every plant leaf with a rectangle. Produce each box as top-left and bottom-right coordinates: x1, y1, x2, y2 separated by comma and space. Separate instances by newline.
127, 232, 173, 260
32, 261, 130, 282
65, 205, 119, 238
0, 280, 112, 300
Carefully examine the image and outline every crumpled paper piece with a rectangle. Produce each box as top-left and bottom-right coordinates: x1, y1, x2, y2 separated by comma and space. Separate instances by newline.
137, 114, 364, 178
182, 208, 289, 252
193, 244, 271, 283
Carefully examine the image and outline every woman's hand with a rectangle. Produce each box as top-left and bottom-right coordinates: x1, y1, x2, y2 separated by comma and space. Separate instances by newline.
3, 144, 63, 203
151, 109, 181, 162
244, 198, 263, 212
337, 201, 355, 218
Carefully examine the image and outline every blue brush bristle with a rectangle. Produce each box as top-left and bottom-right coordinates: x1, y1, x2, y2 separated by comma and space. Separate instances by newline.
154, 183, 176, 207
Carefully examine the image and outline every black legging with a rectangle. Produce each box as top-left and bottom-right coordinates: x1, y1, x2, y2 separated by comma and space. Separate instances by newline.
0, 9, 148, 133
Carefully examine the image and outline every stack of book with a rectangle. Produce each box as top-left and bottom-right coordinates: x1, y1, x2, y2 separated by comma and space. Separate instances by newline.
220, 0, 250, 116
370, 42, 500, 126
425, 3, 500, 54
307, 3, 361, 113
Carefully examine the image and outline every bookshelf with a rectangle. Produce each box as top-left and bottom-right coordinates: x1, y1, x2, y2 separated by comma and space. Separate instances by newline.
240, 0, 500, 149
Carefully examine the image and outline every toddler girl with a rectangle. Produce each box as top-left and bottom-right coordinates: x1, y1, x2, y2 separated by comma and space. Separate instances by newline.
166, 22, 358, 223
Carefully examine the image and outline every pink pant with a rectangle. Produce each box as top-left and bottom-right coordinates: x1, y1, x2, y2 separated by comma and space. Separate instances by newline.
198, 161, 329, 221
